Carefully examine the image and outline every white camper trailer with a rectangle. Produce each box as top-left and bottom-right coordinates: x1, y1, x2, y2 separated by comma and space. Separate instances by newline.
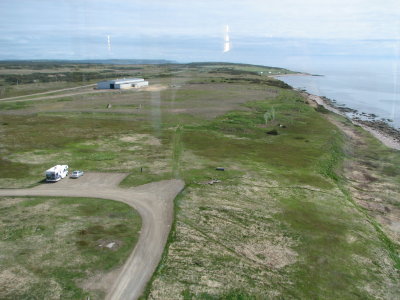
45, 165, 69, 182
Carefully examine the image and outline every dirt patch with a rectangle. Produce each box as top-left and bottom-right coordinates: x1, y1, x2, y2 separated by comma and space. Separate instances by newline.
142, 84, 168, 92
80, 267, 122, 296
119, 134, 162, 146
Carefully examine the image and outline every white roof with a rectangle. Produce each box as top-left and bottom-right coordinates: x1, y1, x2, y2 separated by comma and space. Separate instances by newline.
115, 78, 145, 84
99, 78, 145, 85
46, 165, 68, 172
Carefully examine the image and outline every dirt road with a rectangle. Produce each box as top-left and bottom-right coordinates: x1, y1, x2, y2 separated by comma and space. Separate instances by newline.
0, 83, 96, 102
0, 173, 184, 299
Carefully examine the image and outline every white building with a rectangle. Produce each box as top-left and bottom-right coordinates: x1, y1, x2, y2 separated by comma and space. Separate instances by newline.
97, 78, 149, 89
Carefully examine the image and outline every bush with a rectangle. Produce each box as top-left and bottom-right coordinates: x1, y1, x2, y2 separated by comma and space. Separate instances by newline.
315, 104, 330, 114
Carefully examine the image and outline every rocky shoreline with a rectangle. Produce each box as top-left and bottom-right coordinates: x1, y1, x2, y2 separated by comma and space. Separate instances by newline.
305, 92, 400, 151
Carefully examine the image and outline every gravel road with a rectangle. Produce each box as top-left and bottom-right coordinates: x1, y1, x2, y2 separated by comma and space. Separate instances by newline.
0, 173, 184, 299
0, 84, 96, 102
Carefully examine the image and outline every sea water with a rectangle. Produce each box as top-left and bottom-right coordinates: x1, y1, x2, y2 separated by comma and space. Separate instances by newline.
276, 58, 400, 129
179, 37, 400, 130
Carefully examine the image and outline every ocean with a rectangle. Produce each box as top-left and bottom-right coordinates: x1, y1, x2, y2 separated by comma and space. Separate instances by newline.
273, 58, 400, 129
171, 37, 400, 130
4, 30, 399, 129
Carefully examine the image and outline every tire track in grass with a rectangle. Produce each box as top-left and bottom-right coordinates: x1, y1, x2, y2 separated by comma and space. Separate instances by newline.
172, 125, 183, 178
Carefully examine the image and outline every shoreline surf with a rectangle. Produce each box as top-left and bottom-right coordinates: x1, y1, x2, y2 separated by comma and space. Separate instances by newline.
273, 74, 400, 150
305, 92, 400, 150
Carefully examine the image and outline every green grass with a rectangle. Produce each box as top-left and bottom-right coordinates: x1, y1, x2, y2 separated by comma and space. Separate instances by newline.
0, 81, 93, 99
1, 62, 400, 299
276, 191, 374, 298
142, 89, 399, 298
0, 196, 141, 299
0, 100, 32, 110
181, 91, 341, 189
0, 115, 154, 187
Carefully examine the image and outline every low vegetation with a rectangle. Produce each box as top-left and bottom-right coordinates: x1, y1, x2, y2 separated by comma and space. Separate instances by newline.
0, 62, 399, 299
144, 93, 399, 299
0, 196, 141, 299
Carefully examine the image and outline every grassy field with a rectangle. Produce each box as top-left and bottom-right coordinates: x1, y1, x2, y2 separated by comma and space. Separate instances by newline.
0, 62, 399, 299
0, 196, 141, 299
144, 93, 399, 299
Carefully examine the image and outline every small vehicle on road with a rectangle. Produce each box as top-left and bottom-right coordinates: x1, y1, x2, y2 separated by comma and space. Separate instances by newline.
70, 170, 84, 179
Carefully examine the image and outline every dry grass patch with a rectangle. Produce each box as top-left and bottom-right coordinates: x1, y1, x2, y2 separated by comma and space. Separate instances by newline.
149, 166, 400, 299
0, 196, 141, 299
5, 151, 71, 165
119, 133, 162, 146
149, 175, 298, 298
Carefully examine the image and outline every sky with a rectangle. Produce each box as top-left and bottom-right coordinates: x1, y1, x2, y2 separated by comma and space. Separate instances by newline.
0, 0, 399, 62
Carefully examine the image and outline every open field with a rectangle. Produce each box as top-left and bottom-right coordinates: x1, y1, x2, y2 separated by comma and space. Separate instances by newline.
0, 62, 399, 299
0, 173, 184, 299
0, 195, 141, 299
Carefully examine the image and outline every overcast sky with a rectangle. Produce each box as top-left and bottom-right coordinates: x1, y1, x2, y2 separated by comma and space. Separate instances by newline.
0, 0, 399, 60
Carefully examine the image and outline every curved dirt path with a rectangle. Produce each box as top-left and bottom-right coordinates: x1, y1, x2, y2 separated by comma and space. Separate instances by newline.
0, 173, 184, 299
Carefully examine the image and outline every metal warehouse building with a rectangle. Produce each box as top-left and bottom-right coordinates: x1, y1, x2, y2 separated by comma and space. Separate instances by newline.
97, 78, 149, 89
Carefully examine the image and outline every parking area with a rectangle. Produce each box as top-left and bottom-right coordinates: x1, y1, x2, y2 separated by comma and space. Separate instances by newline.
37, 172, 128, 190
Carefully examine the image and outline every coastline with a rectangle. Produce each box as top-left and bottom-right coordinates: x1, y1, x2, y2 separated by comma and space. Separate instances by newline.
271, 72, 311, 78
273, 74, 400, 150
305, 92, 400, 151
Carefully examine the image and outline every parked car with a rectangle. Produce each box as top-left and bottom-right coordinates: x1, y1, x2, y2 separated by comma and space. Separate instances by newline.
70, 170, 84, 178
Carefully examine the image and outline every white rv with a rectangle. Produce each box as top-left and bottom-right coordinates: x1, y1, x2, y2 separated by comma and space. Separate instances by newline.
45, 165, 69, 182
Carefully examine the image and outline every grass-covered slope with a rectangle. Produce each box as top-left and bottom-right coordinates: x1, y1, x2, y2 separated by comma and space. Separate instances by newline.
145, 91, 399, 299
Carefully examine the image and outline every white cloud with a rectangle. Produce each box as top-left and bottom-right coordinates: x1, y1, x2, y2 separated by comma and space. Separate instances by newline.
0, 0, 399, 59
1, 0, 399, 39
